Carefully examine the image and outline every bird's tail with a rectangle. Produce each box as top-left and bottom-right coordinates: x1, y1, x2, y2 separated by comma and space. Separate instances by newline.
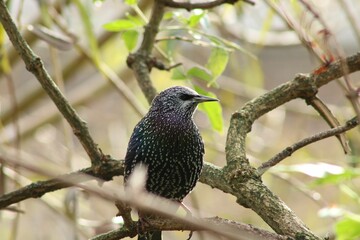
138, 231, 162, 240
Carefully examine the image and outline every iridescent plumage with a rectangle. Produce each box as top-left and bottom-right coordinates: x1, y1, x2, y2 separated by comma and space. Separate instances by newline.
124, 86, 218, 239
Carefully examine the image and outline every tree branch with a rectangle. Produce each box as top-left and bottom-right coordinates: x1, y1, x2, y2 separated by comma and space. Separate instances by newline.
126, 1, 166, 103
1, 0, 360, 237
223, 53, 360, 239
257, 117, 359, 175
91, 217, 288, 240
306, 96, 351, 154
0, 159, 286, 240
226, 52, 360, 169
1, 51, 359, 239
0, 155, 219, 210
0, 0, 104, 168
0, 157, 123, 209
161, 0, 255, 11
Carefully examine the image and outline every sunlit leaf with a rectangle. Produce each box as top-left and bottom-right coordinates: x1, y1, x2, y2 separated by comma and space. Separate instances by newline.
242, 58, 264, 88
74, 0, 101, 65
0, 25, 11, 74
258, 8, 274, 45
313, 169, 360, 185
206, 47, 229, 84
171, 67, 187, 80
187, 66, 212, 83
103, 19, 140, 32
206, 34, 256, 59
339, 184, 360, 200
336, 214, 360, 240
163, 12, 174, 20
125, 0, 137, 5
126, 14, 144, 25
122, 30, 139, 51
194, 86, 223, 132
187, 11, 206, 27
93, 0, 104, 4
165, 38, 177, 58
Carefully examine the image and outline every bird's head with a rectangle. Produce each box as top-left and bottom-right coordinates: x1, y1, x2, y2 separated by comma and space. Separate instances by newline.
149, 86, 218, 120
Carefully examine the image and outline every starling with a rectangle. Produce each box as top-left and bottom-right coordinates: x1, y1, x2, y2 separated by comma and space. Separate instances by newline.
124, 86, 218, 240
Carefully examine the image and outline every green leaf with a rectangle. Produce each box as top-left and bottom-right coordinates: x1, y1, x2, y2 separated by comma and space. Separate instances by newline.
122, 30, 139, 51
187, 11, 206, 27
313, 169, 360, 185
163, 12, 174, 20
194, 86, 223, 132
206, 47, 229, 84
206, 34, 256, 59
242, 58, 264, 88
171, 67, 187, 80
103, 19, 139, 32
187, 66, 212, 83
126, 14, 144, 25
340, 184, 360, 201
0, 25, 11, 74
336, 214, 360, 240
74, 0, 101, 65
125, 0, 137, 5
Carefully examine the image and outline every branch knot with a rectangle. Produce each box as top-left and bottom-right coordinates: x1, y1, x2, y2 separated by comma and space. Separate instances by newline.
26, 56, 42, 73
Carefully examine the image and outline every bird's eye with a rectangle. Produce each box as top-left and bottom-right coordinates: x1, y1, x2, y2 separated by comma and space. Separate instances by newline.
179, 94, 194, 101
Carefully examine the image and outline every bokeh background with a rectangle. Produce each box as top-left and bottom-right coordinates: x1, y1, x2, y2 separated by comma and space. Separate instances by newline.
1, 0, 360, 239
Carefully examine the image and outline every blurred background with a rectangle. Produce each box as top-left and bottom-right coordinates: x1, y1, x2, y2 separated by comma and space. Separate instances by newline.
1, 0, 360, 239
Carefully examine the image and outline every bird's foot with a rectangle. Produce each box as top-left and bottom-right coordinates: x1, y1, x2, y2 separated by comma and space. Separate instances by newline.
137, 216, 150, 234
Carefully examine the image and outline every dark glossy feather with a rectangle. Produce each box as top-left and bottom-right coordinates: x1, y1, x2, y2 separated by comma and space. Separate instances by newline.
124, 86, 218, 240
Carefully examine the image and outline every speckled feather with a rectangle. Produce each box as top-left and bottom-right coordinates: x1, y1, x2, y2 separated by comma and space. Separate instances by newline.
124, 86, 216, 201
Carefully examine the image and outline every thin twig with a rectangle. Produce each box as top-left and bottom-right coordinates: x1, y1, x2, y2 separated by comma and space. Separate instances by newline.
306, 96, 350, 154
298, 0, 360, 120
115, 200, 134, 230
0, 154, 123, 209
0, 154, 286, 240
91, 217, 287, 240
338, 0, 360, 44
257, 117, 359, 176
162, 0, 255, 11
48, 5, 147, 117
0, 51, 358, 237
0, 152, 220, 211
224, 53, 360, 239
127, 1, 165, 103
0, 0, 104, 167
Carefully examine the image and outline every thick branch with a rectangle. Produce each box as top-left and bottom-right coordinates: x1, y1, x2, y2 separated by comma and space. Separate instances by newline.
0, 158, 286, 240
0, 0, 104, 167
126, 1, 166, 103
0, 158, 123, 209
257, 117, 359, 175
223, 53, 360, 239
1, 0, 360, 237
226, 52, 360, 168
1, 52, 359, 239
0, 158, 219, 209
91, 217, 288, 240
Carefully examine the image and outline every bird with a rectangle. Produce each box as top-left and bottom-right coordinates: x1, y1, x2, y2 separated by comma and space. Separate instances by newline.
124, 86, 218, 240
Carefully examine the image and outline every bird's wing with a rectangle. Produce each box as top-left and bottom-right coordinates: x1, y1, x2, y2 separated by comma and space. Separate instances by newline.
124, 124, 143, 180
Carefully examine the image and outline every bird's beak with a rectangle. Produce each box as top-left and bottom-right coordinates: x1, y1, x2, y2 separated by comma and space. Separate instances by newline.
193, 95, 219, 103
